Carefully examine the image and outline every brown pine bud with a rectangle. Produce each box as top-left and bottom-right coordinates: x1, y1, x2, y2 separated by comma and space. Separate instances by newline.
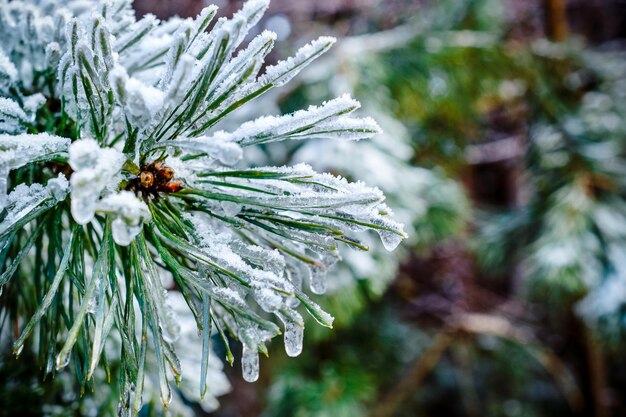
140, 171, 155, 188
161, 181, 183, 193
148, 161, 164, 172
158, 166, 175, 182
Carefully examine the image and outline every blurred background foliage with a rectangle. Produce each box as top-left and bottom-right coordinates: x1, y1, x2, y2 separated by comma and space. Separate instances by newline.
3, 0, 626, 416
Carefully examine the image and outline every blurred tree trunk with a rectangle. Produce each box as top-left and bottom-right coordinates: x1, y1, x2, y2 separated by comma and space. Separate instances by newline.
543, 0, 569, 41
584, 327, 610, 417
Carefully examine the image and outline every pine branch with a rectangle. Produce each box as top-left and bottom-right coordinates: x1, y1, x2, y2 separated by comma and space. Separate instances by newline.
0, 0, 406, 414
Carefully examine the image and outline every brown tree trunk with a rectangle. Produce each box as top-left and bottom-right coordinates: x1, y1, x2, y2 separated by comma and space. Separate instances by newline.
584, 326, 610, 417
543, 0, 569, 41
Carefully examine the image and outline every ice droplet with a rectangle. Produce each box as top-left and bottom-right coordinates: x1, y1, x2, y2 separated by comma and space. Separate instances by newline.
309, 265, 327, 295
284, 321, 303, 357
242, 345, 259, 382
160, 378, 172, 408
56, 350, 71, 370
71, 193, 98, 225
14, 343, 24, 357
99, 192, 151, 246
68, 138, 101, 171
47, 175, 69, 202
377, 229, 404, 251
111, 218, 142, 246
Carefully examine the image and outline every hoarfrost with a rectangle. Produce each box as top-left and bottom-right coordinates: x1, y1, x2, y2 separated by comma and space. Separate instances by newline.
259, 36, 336, 88
0, 97, 31, 134
0, 133, 70, 208
228, 94, 381, 146
0, 49, 18, 89
0, 132, 71, 170
69, 139, 125, 225
0, 176, 69, 236
125, 78, 165, 125
163, 136, 243, 166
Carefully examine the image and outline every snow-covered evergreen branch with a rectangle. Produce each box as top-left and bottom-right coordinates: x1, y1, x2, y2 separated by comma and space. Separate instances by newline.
0, 0, 406, 414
